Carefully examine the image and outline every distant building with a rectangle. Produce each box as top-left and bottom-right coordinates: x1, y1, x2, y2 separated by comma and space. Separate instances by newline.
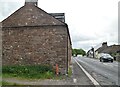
2, 0, 72, 74
49, 13, 65, 22
96, 42, 120, 60
87, 49, 94, 58
95, 42, 120, 54
87, 42, 120, 60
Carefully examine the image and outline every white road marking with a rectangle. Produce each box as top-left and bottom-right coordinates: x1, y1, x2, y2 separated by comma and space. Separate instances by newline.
73, 58, 101, 86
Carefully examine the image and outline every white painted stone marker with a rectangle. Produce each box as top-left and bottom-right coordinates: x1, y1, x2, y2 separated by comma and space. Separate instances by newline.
73, 78, 77, 83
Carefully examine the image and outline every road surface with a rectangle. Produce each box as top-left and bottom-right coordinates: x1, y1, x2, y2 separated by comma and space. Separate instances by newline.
74, 57, 119, 85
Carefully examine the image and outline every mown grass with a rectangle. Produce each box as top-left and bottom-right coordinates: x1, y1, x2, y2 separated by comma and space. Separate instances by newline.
2, 65, 55, 79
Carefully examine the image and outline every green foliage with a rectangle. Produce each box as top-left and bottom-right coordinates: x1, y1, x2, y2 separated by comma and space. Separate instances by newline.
72, 49, 77, 56
72, 48, 86, 56
2, 65, 54, 79
68, 67, 72, 77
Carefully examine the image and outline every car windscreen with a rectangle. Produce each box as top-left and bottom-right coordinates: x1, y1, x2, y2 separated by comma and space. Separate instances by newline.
104, 54, 112, 58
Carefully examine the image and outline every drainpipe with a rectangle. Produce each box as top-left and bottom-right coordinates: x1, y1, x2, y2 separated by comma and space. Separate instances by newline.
65, 24, 69, 75
66, 35, 68, 75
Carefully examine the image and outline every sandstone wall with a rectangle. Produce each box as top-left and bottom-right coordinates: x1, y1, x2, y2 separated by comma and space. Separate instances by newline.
2, 25, 68, 74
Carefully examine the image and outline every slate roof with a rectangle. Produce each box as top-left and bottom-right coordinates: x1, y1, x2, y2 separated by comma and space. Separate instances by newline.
2, 3, 65, 27
102, 45, 120, 53
96, 45, 120, 54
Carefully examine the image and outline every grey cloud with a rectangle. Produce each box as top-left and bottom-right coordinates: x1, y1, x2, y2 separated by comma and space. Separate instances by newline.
72, 41, 97, 52
0, 1, 23, 21
71, 33, 98, 43
0, 0, 118, 51
118, 27, 120, 44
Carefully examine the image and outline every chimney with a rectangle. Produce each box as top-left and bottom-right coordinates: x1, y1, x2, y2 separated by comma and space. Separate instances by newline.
102, 42, 107, 48
25, 0, 38, 6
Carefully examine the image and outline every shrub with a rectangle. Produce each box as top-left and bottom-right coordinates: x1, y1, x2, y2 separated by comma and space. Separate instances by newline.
2, 65, 54, 79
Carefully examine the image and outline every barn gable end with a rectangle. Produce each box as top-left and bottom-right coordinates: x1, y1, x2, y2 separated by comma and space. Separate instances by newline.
2, 1, 72, 75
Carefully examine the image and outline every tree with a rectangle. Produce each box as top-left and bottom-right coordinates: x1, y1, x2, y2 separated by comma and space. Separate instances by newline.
72, 49, 77, 56
72, 48, 86, 56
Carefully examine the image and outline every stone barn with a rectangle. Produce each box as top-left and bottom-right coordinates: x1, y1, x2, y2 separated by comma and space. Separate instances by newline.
2, 0, 72, 74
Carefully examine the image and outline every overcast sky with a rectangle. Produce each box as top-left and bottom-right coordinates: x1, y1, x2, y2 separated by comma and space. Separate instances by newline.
0, 0, 119, 52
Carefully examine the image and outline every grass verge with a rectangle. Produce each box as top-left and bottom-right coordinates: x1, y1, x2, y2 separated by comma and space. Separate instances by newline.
2, 65, 55, 79
2, 65, 72, 81
68, 66, 72, 77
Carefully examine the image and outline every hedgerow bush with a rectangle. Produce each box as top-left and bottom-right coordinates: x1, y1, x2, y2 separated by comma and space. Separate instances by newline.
2, 65, 55, 79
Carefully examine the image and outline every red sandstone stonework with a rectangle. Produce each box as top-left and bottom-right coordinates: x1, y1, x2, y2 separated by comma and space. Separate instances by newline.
2, 1, 71, 74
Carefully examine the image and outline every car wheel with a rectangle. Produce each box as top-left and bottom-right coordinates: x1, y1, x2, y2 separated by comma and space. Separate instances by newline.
111, 60, 113, 62
102, 59, 104, 62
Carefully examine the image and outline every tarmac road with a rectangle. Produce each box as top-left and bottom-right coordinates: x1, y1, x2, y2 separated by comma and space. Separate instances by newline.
74, 57, 119, 86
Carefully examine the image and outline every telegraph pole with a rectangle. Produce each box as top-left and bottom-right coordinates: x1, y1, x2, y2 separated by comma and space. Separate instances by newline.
91, 47, 94, 58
